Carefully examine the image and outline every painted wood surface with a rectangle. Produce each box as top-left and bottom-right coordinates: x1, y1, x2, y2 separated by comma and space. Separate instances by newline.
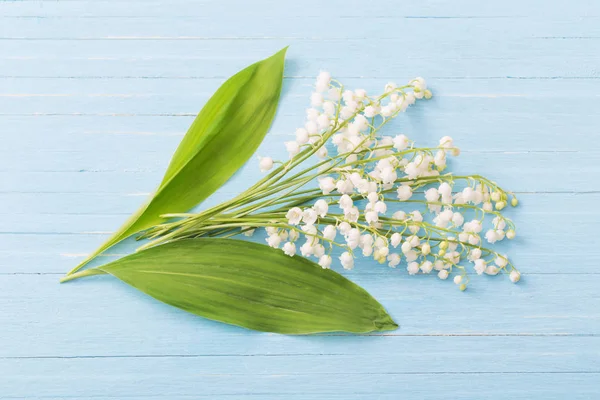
1, 0, 599, 398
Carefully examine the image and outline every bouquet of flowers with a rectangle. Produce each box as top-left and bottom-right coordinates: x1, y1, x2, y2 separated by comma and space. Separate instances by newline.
60, 48, 520, 334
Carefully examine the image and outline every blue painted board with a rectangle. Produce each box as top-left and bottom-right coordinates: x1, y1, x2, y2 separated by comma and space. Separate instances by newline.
1, 0, 599, 399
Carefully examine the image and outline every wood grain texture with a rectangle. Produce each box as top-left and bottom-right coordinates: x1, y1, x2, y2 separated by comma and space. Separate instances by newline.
1, 0, 599, 398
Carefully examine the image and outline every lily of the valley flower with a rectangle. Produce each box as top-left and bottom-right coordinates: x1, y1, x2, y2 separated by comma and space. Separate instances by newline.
143, 72, 520, 291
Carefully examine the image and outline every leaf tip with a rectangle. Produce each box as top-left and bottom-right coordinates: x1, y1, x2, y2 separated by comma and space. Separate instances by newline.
373, 313, 399, 332
271, 46, 289, 64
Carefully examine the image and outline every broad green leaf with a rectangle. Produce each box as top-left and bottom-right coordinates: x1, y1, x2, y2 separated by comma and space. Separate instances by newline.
89, 239, 398, 334
68, 48, 287, 275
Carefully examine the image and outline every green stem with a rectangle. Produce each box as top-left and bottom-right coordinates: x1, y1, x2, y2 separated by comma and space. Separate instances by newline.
60, 268, 108, 283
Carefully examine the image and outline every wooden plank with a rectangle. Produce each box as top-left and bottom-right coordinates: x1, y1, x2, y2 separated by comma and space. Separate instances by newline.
1, 344, 599, 399
0, 45, 597, 78
1, 273, 599, 360
0, 0, 597, 18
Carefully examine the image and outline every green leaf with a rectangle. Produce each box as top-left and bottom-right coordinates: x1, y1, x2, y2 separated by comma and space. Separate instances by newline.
73, 239, 398, 334
68, 48, 288, 275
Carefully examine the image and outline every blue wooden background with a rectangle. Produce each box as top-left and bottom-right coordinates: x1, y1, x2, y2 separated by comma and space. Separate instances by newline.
2, 0, 600, 398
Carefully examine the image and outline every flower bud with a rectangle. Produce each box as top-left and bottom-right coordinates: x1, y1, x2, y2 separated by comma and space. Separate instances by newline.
322, 225, 337, 241
316, 146, 328, 159
407, 262, 420, 275
495, 201, 506, 210
318, 255, 332, 269
295, 128, 309, 145
509, 270, 521, 283
288, 230, 299, 241
511, 197, 519, 207
485, 265, 499, 275
283, 242, 296, 257
266, 234, 282, 248
506, 229, 516, 239
459, 283, 467, 291
495, 255, 508, 268
338, 222, 351, 235
390, 233, 402, 248
259, 157, 274, 172
387, 253, 401, 268
367, 192, 378, 203
421, 260, 433, 274
339, 252, 354, 270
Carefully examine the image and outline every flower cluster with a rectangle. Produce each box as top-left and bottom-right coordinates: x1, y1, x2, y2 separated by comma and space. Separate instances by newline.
142, 72, 520, 290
